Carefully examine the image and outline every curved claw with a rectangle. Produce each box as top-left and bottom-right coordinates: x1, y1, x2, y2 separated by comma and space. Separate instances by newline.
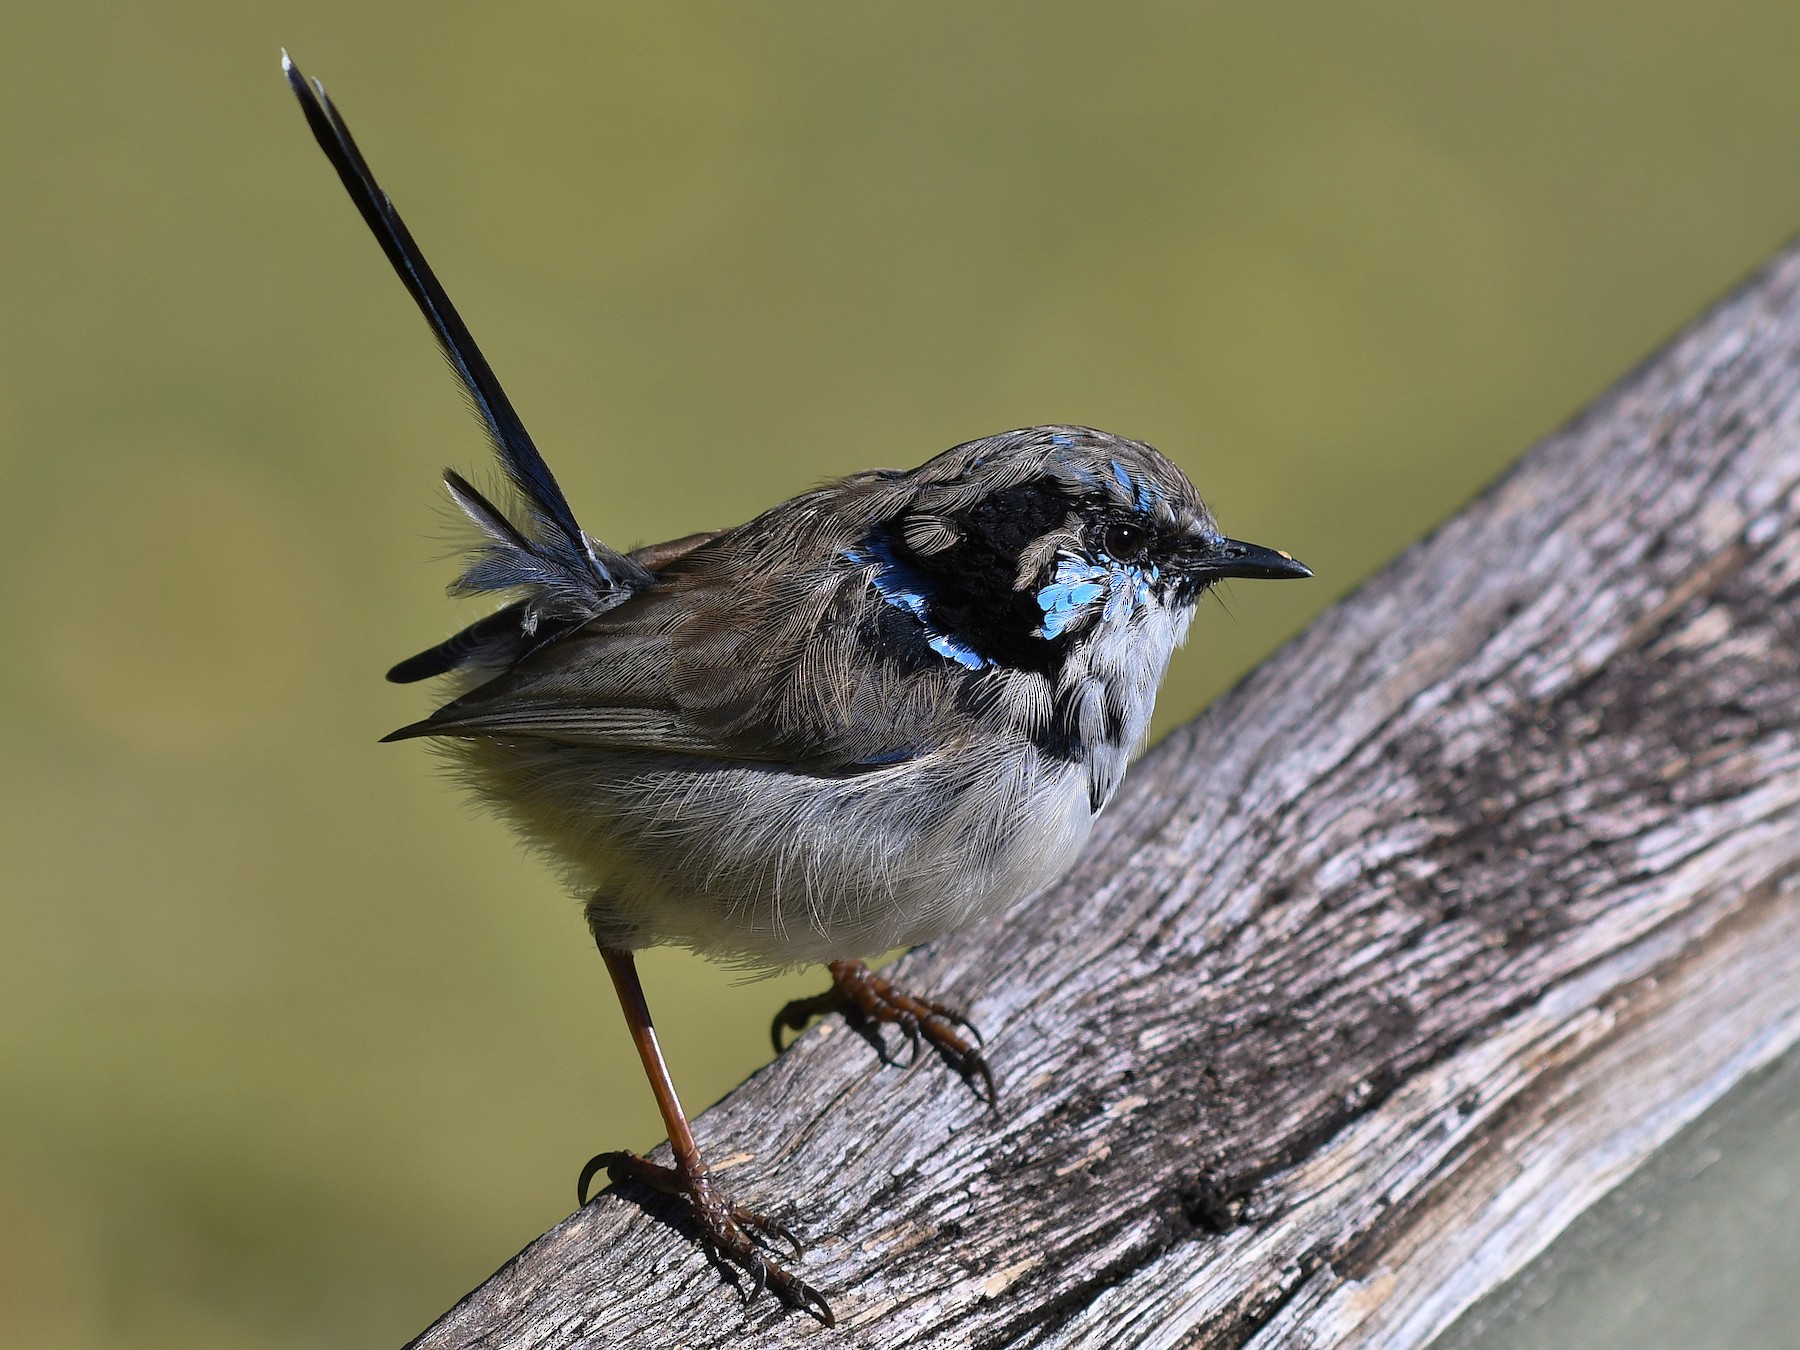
960, 1049, 999, 1112
769, 989, 845, 1054
892, 1010, 925, 1063
752, 1256, 836, 1328
737, 1206, 805, 1259
577, 1150, 631, 1205
907, 992, 985, 1048
871, 1020, 912, 1069
939, 1006, 984, 1047
781, 1274, 836, 1328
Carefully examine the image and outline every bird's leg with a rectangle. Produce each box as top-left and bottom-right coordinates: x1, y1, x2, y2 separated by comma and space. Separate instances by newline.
581, 946, 834, 1327
772, 959, 996, 1108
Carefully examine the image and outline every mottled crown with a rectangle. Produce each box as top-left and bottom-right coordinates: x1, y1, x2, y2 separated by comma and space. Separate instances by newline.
892, 425, 1211, 522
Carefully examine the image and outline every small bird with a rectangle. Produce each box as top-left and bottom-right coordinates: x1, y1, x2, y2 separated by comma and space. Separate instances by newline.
283, 54, 1310, 1325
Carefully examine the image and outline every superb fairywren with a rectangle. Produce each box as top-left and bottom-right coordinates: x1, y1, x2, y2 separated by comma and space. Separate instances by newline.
284, 55, 1310, 1325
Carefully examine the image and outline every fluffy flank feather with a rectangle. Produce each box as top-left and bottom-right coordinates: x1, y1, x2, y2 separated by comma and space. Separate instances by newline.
442, 470, 621, 616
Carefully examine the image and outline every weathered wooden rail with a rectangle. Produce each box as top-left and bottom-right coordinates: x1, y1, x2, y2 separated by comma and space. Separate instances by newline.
409, 239, 1800, 1349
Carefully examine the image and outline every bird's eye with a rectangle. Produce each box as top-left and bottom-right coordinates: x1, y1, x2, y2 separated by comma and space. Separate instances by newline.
1102, 522, 1149, 561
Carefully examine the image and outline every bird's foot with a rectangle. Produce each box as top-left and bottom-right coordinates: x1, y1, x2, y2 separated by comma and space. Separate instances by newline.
578, 1150, 835, 1326
772, 959, 997, 1108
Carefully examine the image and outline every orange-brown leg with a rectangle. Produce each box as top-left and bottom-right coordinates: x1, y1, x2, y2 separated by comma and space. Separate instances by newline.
581, 946, 834, 1326
772, 959, 996, 1108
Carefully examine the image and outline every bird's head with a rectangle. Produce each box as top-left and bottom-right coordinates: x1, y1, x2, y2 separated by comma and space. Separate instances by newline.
848, 426, 1311, 676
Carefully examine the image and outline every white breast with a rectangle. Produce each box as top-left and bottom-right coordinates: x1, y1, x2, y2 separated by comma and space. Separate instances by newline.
1062, 597, 1195, 812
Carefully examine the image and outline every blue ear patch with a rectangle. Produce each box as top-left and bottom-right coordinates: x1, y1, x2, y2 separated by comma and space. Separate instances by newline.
850, 535, 994, 670
1037, 552, 1158, 638
1036, 557, 1110, 637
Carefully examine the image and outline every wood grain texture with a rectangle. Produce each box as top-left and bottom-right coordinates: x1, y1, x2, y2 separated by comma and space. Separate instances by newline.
409, 242, 1800, 1350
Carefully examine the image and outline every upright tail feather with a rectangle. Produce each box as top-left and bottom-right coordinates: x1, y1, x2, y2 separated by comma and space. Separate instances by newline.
282, 51, 652, 661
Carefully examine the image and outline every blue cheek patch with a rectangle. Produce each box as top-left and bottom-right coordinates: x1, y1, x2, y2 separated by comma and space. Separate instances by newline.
1037, 558, 1110, 638
1038, 554, 1158, 638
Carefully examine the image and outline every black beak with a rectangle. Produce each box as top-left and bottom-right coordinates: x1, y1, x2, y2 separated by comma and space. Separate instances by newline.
1184, 536, 1313, 582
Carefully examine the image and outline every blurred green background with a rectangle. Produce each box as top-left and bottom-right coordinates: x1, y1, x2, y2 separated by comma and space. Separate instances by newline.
6, 3, 1800, 1346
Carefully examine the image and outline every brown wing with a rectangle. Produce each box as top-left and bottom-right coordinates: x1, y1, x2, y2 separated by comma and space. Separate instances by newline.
384, 512, 981, 772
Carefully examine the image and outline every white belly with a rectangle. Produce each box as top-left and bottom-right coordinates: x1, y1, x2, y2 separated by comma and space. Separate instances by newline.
448, 735, 1095, 969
